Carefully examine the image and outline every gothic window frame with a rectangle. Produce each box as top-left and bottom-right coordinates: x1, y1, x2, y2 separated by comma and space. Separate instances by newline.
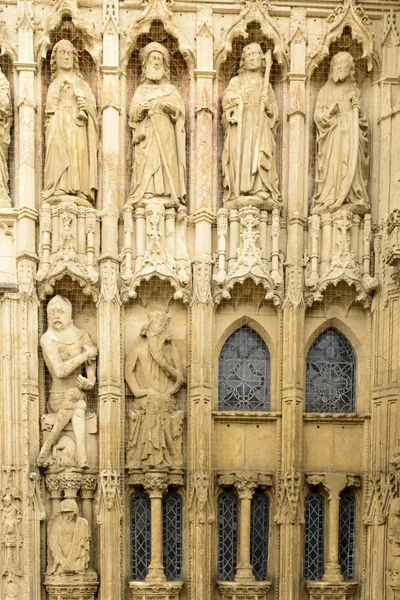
339, 488, 356, 581
162, 489, 184, 582
218, 324, 271, 412
130, 488, 151, 581
303, 486, 325, 582
305, 327, 356, 414
250, 489, 270, 581
217, 488, 239, 581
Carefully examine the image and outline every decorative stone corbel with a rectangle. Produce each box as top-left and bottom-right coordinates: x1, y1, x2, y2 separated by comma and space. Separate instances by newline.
274, 471, 303, 525
214, 0, 289, 75
97, 463, 120, 522
307, 0, 377, 77
364, 473, 395, 526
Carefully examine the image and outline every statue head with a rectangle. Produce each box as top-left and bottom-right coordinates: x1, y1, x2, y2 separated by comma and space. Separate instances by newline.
50, 39, 81, 81
59, 498, 79, 515
47, 295, 73, 332
330, 52, 355, 84
239, 43, 265, 74
140, 310, 172, 340
140, 42, 170, 84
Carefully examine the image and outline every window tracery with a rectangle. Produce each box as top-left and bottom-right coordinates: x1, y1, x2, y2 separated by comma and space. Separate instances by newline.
250, 490, 269, 581
162, 491, 183, 581
304, 487, 324, 581
218, 491, 238, 581
339, 489, 356, 580
130, 489, 151, 580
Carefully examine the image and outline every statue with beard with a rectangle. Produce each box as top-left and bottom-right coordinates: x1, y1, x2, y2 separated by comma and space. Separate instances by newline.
125, 311, 184, 470
311, 52, 369, 215
127, 42, 186, 207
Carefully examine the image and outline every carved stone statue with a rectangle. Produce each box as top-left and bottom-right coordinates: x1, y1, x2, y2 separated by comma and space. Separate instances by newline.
42, 40, 99, 205
47, 499, 90, 576
311, 52, 369, 215
125, 311, 184, 469
389, 498, 400, 596
0, 68, 12, 207
128, 42, 186, 207
37, 295, 97, 469
221, 43, 281, 211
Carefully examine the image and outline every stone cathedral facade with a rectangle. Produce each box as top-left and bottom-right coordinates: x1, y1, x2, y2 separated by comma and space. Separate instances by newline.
1, 0, 400, 599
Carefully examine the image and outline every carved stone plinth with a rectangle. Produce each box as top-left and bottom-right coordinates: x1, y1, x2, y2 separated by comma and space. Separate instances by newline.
128, 581, 183, 600
217, 581, 272, 600
45, 572, 98, 600
306, 581, 358, 600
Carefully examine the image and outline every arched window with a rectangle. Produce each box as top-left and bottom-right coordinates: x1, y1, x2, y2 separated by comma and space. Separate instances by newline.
250, 491, 269, 580
218, 491, 238, 581
218, 326, 270, 411
130, 489, 151, 580
339, 489, 356, 580
162, 491, 183, 581
306, 328, 356, 413
304, 487, 324, 581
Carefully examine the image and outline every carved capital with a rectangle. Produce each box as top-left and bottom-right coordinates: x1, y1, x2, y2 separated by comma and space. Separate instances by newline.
143, 472, 169, 497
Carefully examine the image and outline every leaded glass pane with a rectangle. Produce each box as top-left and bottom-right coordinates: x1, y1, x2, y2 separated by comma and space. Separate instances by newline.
218, 326, 270, 411
250, 491, 269, 581
162, 491, 182, 581
130, 490, 151, 580
304, 489, 324, 581
339, 490, 356, 580
218, 492, 238, 581
306, 328, 356, 413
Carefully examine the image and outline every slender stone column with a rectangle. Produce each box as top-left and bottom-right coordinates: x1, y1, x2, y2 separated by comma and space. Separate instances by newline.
144, 473, 169, 581
235, 475, 257, 581
323, 489, 343, 582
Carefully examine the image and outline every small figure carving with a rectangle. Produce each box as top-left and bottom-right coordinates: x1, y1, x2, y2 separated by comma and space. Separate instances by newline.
0, 488, 22, 579
189, 471, 214, 524
42, 40, 99, 205
37, 295, 97, 469
311, 52, 369, 215
125, 311, 184, 469
128, 42, 186, 207
47, 499, 90, 575
221, 43, 281, 211
0, 68, 12, 207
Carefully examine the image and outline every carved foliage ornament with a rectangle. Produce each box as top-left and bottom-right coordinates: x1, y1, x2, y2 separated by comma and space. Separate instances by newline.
215, 0, 289, 74
307, 0, 376, 77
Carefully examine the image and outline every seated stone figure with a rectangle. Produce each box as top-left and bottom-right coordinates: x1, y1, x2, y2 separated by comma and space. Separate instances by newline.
37, 295, 97, 469
47, 499, 90, 576
125, 311, 184, 469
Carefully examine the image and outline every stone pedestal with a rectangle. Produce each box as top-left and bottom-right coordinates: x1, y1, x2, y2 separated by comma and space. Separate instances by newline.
217, 581, 272, 600
128, 580, 183, 600
306, 581, 358, 600
45, 572, 98, 600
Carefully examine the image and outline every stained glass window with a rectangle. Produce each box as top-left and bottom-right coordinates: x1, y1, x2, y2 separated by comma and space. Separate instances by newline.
339, 489, 356, 580
130, 489, 151, 580
218, 326, 270, 411
306, 328, 356, 413
218, 491, 238, 581
162, 491, 183, 581
304, 488, 324, 581
250, 491, 269, 580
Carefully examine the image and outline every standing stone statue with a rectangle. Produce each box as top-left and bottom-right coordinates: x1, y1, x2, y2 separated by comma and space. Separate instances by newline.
47, 499, 90, 576
311, 52, 369, 215
221, 43, 281, 211
128, 42, 186, 207
125, 311, 184, 469
0, 68, 12, 207
37, 295, 97, 469
389, 498, 400, 595
42, 39, 98, 204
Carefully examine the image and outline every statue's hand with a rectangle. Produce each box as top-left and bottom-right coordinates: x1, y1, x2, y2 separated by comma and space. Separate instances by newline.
77, 375, 95, 391
84, 344, 97, 361
262, 96, 273, 117
227, 95, 240, 108
349, 93, 360, 112
162, 102, 176, 117
328, 102, 339, 117
139, 101, 151, 118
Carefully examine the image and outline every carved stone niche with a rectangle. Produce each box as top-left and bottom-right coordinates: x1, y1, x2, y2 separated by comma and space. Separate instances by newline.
120, 203, 191, 303
306, 581, 358, 600
0, 211, 17, 291
37, 202, 100, 301
218, 581, 272, 600
213, 206, 283, 306
304, 209, 377, 309
386, 210, 400, 281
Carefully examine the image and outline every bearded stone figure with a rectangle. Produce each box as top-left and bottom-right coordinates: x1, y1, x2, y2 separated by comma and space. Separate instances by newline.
42, 40, 99, 205
125, 311, 184, 469
311, 51, 369, 215
47, 499, 91, 577
221, 42, 281, 211
0, 68, 12, 207
128, 42, 186, 207
37, 295, 97, 469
